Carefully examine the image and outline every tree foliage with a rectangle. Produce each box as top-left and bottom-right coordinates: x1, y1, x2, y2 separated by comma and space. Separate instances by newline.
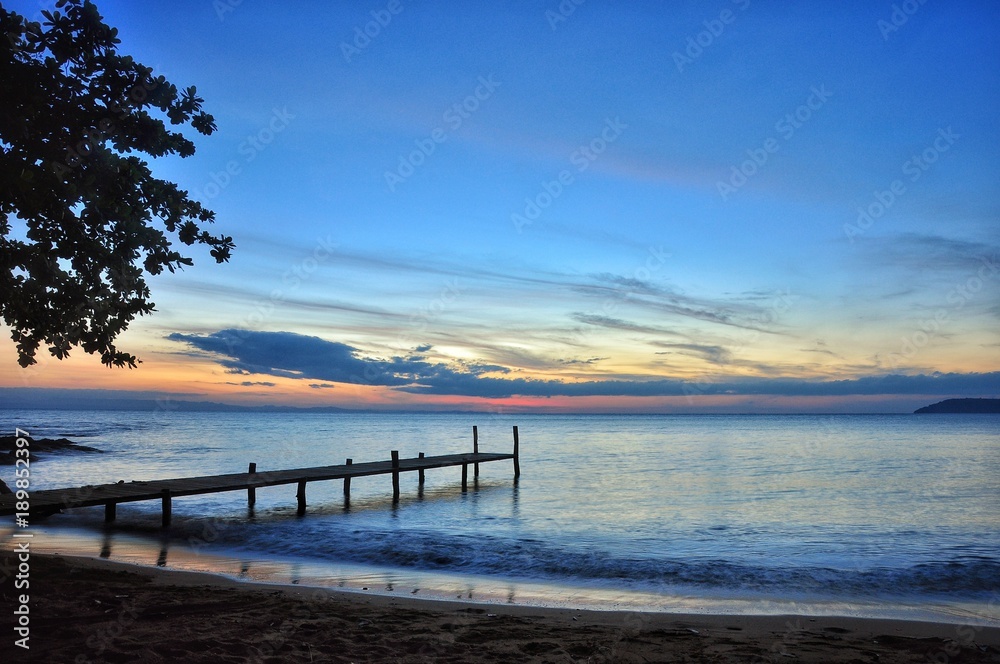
0, 0, 233, 368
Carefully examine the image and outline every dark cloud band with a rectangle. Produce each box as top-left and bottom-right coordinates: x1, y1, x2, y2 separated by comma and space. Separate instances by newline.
168, 329, 999, 399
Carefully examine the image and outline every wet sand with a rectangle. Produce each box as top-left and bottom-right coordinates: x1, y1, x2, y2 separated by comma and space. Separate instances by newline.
2, 552, 999, 663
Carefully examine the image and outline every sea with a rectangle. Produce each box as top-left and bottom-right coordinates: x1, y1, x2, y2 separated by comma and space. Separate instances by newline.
2, 410, 999, 625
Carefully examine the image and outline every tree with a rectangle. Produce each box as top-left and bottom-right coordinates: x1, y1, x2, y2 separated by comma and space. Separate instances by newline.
0, 0, 233, 368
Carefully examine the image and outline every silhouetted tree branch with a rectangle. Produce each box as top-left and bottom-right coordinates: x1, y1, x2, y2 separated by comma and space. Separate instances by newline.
0, 0, 233, 368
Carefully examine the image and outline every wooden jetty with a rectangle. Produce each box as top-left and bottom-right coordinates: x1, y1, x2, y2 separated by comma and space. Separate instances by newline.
0, 426, 520, 527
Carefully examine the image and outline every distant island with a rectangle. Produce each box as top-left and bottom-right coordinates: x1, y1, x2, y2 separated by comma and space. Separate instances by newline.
915, 398, 1000, 414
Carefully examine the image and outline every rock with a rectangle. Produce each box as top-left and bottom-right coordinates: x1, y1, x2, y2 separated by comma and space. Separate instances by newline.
0, 435, 103, 464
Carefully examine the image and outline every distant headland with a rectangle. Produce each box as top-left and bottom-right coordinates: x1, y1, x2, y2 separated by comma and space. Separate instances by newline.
914, 398, 1000, 414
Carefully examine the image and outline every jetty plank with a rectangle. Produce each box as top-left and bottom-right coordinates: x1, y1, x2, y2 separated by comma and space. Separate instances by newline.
0, 451, 515, 518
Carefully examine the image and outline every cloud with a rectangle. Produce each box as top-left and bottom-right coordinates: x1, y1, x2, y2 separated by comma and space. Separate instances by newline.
163, 238, 800, 356
573, 276, 789, 334
225, 381, 277, 387
168, 329, 1000, 400
800, 347, 839, 357
592, 273, 665, 297
891, 234, 998, 268
572, 313, 684, 337
166, 280, 406, 319
395, 372, 1000, 399
170, 329, 446, 387
558, 357, 607, 366
653, 343, 732, 365
471, 343, 574, 372
853, 234, 1000, 280
459, 361, 511, 375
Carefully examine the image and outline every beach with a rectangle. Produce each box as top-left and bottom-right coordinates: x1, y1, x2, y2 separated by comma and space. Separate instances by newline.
3, 412, 999, 661
3, 552, 999, 663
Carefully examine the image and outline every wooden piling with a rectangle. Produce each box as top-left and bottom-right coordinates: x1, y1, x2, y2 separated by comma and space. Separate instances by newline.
248, 462, 257, 507
161, 489, 171, 527
104, 501, 116, 523
418, 452, 425, 485
473, 426, 480, 477
296, 480, 307, 515
513, 426, 520, 478
391, 450, 400, 503
344, 458, 352, 499
462, 463, 468, 491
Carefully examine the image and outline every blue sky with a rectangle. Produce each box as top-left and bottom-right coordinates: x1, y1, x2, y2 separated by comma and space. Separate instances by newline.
3, 0, 998, 411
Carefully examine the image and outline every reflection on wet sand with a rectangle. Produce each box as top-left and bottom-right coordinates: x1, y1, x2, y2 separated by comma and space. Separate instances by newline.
8, 524, 997, 627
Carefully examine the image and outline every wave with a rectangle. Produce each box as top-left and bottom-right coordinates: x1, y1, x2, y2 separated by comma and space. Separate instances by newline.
213, 525, 1000, 599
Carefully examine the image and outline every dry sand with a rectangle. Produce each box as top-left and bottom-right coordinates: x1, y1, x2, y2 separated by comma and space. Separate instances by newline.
2, 552, 999, 663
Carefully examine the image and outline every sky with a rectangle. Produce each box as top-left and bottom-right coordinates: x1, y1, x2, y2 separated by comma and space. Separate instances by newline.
2, 0, 999, 413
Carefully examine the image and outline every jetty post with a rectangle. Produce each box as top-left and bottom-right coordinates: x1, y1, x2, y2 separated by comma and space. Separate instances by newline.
247, 462, 257, 507
344, 458, 352, 501
391, 450, 400, 503
473, 426, 480, 478
418, 452, 425, 486
296, 480, 306, 515
161, 489, 171, 527
513, 426, 520, 478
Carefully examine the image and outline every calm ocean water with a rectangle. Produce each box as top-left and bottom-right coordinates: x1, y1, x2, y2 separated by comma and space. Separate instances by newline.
3, 410, 999, 621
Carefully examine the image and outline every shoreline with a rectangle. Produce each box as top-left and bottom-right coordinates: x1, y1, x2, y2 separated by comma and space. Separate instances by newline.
10, 522, 1000, 627
3, 552, 1000, 663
